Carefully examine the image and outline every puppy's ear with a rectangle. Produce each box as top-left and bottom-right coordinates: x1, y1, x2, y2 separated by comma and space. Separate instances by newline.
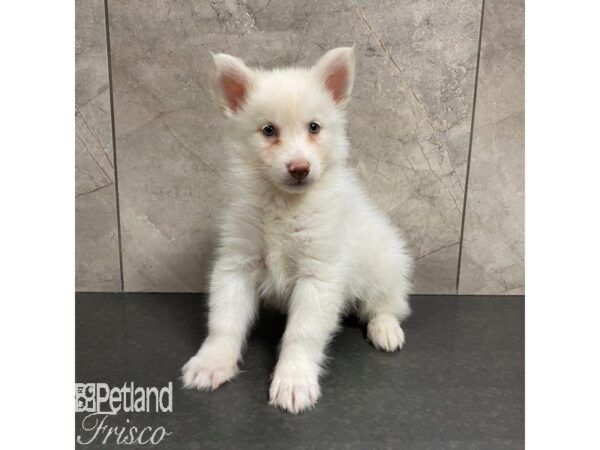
212, 53, 253, 117
314, 47, 356, 107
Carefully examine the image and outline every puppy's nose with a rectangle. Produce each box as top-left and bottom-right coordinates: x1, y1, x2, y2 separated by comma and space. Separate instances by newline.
287, 159, 310, 181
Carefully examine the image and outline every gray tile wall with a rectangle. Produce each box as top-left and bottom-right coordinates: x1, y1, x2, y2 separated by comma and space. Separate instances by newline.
76, 0, 121, 291
458, 0, 524, 294
75, 0, 524, 295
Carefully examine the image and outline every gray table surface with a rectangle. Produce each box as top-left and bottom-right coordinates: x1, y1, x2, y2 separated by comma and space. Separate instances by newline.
76, 293, 524, 449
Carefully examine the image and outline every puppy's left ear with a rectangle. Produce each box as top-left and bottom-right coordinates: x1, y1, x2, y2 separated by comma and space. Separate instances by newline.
212, 52, 254, 117
314, 46, 356, 107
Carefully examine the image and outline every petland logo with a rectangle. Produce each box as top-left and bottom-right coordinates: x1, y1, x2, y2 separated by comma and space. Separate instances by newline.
75, 382, 173, 445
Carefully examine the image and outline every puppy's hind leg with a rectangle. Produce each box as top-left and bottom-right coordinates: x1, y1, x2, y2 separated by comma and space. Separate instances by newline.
358, 266, 411, 353
366, 310, 406, 352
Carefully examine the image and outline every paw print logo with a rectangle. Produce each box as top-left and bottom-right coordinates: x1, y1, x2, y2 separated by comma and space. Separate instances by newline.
75, 383, 96, 413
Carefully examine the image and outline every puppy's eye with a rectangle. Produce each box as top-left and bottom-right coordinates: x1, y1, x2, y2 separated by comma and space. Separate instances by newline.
308, 122, 320, 134
261, 124, 277, 137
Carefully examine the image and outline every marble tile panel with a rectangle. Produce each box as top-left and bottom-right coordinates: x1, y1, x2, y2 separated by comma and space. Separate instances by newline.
75, 0, 121, 291
459, 0, 524, 294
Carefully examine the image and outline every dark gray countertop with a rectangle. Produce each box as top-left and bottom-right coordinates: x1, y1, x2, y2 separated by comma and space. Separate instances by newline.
76, 293, 524, 449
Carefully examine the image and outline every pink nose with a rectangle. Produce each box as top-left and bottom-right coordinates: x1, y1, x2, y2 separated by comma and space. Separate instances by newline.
287, 159, 310, 181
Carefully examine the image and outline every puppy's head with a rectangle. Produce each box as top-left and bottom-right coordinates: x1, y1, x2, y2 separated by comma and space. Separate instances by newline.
212, 47, 355, 193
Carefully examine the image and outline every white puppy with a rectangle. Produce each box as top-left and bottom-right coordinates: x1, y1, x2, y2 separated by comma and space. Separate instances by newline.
182, 47, 413, 414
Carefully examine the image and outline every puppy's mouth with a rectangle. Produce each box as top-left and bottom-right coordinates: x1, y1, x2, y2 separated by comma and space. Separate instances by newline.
278, 177, 314, 193
287, 179, 309, 187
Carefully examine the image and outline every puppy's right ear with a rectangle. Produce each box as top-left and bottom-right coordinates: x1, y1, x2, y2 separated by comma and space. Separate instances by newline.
314, 47, 356, 108
212, 53, 253, 117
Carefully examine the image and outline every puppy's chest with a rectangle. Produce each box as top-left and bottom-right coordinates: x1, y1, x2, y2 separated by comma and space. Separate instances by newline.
252, 199, 342, 298
261, 208, 314, 270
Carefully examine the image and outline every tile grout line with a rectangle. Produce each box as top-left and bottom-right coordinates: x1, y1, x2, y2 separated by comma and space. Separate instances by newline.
455, 0, 486, 295
104, 0, 124, 292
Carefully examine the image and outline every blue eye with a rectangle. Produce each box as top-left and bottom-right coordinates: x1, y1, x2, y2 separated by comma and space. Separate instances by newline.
262, 124, 277, 137
308, 122, 320, 134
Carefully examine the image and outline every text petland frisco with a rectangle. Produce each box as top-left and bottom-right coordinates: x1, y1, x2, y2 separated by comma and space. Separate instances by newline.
75, 382, 173, 445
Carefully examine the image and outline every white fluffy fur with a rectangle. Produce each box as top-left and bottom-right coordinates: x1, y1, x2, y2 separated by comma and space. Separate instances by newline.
182, 47, 413, 414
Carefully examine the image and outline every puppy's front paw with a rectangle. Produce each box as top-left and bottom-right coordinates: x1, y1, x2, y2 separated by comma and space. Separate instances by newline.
269, 371, 320, 414
367, 314, 405, 352
181, 345, 239, 391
